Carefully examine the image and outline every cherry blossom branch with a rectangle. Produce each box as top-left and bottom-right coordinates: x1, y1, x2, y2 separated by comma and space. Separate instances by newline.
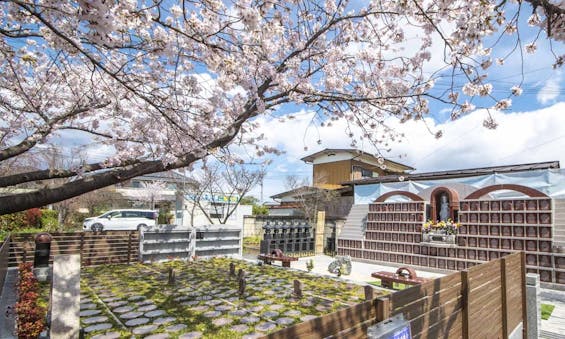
0, 102, 111, 162
0, 159, 141, 188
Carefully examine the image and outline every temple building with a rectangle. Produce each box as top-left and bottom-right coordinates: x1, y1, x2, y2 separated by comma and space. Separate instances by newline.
338, 160, 565, 286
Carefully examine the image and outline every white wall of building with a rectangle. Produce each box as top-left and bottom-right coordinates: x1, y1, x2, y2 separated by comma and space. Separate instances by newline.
178, 200, 252, 229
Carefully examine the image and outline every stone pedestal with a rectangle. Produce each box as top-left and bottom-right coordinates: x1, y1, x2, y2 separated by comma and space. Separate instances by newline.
50, 254, 80, 339
526, 273, 540, 339
422, 231, 456, 244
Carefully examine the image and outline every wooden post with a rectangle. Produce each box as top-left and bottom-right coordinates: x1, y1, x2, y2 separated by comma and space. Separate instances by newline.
364, 285, 374, 301
315, 211, 325, 255
521, 251, 528, 338
500, 257, 508, 337
375, 297, 390, 322
79, 233, 85, 265
461, 270, 470, 339
168, 267, 176, 285
127, 231, 133, 264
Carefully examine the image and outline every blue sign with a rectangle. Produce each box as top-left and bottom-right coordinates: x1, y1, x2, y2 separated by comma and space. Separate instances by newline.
392, 325, 411, 339
367, 314, 412, 339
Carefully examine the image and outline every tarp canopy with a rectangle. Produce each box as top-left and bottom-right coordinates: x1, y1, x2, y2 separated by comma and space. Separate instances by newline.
354, 168, 565, 204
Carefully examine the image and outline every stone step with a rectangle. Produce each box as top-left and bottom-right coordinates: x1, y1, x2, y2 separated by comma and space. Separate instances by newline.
540, 329, 565, 339
339, 204, 369, 242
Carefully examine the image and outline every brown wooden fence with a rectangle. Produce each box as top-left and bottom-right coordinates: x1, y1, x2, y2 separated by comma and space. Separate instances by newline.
264, 252, 526, 339
8, 231, 139, 267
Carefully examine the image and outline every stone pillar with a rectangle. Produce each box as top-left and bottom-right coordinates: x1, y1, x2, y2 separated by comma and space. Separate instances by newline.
526, 273, 540, 339
237, 268, 245, 281
229, 263, 236, 277
238, 277, 246, 296
315, 211, 325, 255
293, 279, 303, 298
168, 268, 176, 285
50, 254, 80, 339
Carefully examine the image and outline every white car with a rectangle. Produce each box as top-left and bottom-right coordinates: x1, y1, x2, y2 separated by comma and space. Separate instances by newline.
83, 209, 158, 232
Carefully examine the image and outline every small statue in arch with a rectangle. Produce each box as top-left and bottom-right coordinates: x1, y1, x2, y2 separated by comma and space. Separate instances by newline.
439, 193, 449, 221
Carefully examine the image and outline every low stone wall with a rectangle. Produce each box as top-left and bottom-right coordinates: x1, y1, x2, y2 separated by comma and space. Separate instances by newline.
0, 236, 10, 297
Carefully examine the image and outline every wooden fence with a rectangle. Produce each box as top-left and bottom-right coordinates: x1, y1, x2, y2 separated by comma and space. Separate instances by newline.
264, 252, 526, 339
8, 231, 139, 267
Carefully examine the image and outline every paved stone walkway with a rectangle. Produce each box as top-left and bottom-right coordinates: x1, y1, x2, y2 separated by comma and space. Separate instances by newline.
0, 269, 17, 339
79, 258, 370, 337
242, 254, 446, 286
540, 288, 565, 339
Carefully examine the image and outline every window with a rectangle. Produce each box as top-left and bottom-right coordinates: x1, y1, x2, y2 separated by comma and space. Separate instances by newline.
109, 211, 123, 219
209, 202, 225, 219
124, 211, 141, 218
360, 168, 373, 178
141, 211, 157, 219
353, 166, 374, 179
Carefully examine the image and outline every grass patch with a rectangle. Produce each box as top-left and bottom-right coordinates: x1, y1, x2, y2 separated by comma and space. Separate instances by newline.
81, 258, 388, 338
368, 280, 409, 290
243, 236, 261, 246
541, 303, 555, 320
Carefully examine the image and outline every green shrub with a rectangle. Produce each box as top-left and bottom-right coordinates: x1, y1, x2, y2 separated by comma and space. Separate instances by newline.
0, 211, 27, 232
243, 236, 261, 245
252, 204, 269, 215
158, 211, 173, 224
39, 209, 58, 229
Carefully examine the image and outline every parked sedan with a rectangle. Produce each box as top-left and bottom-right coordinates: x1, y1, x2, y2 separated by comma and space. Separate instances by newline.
83, 209, 158, 231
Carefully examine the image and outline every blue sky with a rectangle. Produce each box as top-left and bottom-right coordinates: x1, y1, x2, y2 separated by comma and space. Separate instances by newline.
33, 2, 565, 203
246, 7, 565, 202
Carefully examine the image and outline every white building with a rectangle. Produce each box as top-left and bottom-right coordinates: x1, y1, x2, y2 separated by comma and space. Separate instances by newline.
116, 171, 252, 228
179, 193, 252, 228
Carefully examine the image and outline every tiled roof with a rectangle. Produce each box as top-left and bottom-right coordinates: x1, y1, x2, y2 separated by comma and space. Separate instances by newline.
343, 161, 560, 185
300, 148, 414, 170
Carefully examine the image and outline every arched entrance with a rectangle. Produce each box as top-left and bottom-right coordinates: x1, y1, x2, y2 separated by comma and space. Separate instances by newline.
429, 187, 460, 222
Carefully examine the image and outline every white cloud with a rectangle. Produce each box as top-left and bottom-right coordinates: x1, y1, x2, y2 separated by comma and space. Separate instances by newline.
249, 102, 565, 201
382, 102, 565, 172
537, 72, 562, 105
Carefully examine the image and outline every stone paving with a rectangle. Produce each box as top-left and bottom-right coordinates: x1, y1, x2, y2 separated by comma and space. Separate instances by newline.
79, 257, 371, 338
540, 288, 565, 339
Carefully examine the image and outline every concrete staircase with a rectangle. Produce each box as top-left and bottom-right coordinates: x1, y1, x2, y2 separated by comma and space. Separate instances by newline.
554, 200, 565, 249
339, 204, 368, 241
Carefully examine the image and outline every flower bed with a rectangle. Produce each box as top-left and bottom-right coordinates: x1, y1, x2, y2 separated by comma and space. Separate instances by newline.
422, 220, 460, 244
16, 262, 46, 339
423, 219, 460, 235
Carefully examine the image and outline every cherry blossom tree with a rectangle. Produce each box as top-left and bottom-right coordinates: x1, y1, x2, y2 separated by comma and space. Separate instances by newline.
1, 0, 564, 215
